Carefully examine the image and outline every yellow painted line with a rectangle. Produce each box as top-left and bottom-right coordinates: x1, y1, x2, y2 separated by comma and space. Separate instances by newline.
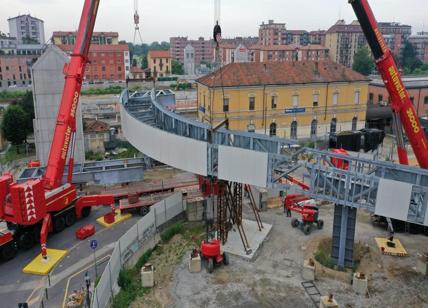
62, 255, 110, 308
25, 278, 45, 303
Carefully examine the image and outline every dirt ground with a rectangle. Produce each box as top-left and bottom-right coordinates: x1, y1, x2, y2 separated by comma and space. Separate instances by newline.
164, 202, 428, 308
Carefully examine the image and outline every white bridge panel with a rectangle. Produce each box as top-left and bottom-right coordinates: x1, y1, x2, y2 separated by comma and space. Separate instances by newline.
218, 146, 268, 187
375, 178, 412, 221
121, 106, 208, 176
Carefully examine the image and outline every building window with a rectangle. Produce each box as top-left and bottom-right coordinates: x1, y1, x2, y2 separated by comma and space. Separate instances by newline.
249, 96, 255, 111
330, 118, 337, 134
223, 98, 229, 112
352, 116, 358, 131
290, 121, 298, 139
369, 93, 374, 104
378, 94, 383, 103
410, 96, 415, 105
424, 96, 428, 104
269, 122, 277, 136
333, 92, 338, 105
292, 95, 299, 107
271, 95, 277, 109
313, 94, 319, 107
354, 90, 360, 104
311, 119, 317, 139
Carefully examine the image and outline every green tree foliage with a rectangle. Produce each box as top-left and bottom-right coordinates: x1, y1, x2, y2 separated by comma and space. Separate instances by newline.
140, 54, 148, 69
352, 48, 375, 76
401, 41, 423, 73
2, 105, 28, 145
18, 91, 35, 133
172, 60, 184, 75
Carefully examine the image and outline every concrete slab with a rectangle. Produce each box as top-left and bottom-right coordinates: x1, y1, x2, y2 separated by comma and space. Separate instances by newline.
222, 219, 272, 261
96, 209, 132, 228
23, 249, 67, 275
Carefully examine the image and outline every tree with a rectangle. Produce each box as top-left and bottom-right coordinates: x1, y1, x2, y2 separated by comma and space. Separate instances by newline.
132, 58, 137, 67
18, 91, 35, 135
352, 48, 375, 76
401, 41, 422, 73
140, 54, 148, 69
2, 105, 28, 146
172, 60, 184, 75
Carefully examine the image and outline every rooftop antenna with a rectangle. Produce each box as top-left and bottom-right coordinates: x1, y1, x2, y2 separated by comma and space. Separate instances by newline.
133, 0, 143, 44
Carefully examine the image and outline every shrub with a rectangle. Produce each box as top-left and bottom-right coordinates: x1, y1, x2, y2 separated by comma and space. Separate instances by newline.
160, 223, 184, 243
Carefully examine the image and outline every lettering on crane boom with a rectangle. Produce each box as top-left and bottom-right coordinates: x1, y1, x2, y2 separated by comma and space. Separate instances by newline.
406, 108, 420, 134
70, 91, 79, 118
388, 66, 406, 100
61, 126, 72, 160
374, 28, 387, 53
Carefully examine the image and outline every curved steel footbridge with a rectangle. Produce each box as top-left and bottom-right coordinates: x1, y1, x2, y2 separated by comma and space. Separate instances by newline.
120, 89, 428, 267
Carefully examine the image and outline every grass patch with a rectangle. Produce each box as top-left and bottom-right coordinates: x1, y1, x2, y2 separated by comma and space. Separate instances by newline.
0, 145, 34, 163
81, 85, 124, 96
314, 247, 336, 270
160, 223, 184, 243
112, 248, 155, 308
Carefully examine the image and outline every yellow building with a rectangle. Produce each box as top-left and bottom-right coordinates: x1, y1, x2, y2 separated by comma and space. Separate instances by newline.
147, 50, 172, 78
196, 61, 369, 140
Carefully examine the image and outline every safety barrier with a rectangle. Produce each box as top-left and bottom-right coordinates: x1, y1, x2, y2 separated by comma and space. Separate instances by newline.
91, 193, 185, 308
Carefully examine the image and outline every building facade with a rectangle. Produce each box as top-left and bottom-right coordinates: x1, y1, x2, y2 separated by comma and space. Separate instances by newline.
0, 35, 17, 54
147, 50, 171, 77
84, 120, 110, 154
183, 44, 195, 75
0, 53, 40, 89
52, 31, 130, 82
219, 43, 328, 66
378, 22, 412, 59
259, 20, 287, 46
170, 37, 214, 66
325, 20, 367, 68
32, 45, 85, 165
8, 14, 45, 44
369, 76, 428, 117
409, 32, 428, 63
197, 61, 368, 140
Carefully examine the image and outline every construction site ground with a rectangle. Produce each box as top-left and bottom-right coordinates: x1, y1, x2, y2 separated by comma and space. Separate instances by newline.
139, 200, 428, 308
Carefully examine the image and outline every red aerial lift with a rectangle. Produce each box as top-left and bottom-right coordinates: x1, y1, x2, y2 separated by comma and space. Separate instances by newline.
0, 0, 115, 261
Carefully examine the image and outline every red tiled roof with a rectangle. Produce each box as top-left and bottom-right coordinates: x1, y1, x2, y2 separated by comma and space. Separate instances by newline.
85, 120, 109, 133
53, 31, 119, 37
148, 50, 171, 58
196, 61, 369, 88
250, 44, 328, 51
56, 44, 129, 52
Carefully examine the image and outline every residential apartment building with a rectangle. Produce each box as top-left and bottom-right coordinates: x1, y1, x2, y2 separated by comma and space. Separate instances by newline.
325, 20, 367, 68
259, 20, 287, 46
409, 32, 428, 63
369, 76, 428, 117
219, 43, 328, 66
378, 22, 412, 59
147, 50, 171, 77
170, 37, 214, 66
8, 14, 45, 44
197, 61, 368, 139
309, 31, 327, 46
0, 35, 17, 54
0, 54, 39, 89
52, 31, 130, 82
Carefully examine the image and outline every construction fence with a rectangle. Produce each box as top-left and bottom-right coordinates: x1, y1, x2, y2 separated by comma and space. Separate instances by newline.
91, 192, 185, 308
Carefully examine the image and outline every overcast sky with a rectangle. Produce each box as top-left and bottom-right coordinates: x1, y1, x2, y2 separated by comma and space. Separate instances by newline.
1, 0, 427, 44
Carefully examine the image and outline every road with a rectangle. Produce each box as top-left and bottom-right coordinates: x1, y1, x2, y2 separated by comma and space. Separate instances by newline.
0, 205, 141, 308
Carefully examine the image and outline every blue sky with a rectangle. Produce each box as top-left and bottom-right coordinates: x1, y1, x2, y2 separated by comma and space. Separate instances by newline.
1, 0, 427, 43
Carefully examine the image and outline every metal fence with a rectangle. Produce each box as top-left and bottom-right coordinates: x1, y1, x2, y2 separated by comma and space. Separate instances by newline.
91, 192, 185, 308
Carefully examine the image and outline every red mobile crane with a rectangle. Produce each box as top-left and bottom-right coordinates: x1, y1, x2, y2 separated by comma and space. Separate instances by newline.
0, 0, 115, 261
349, 0, 428, 168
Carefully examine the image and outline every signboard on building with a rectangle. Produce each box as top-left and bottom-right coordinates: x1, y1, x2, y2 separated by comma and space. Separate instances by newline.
285, 107, 306, 114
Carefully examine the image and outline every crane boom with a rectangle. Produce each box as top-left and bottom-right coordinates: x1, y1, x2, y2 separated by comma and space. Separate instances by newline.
43, 0, 100, 189
349, 0, 428, 168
